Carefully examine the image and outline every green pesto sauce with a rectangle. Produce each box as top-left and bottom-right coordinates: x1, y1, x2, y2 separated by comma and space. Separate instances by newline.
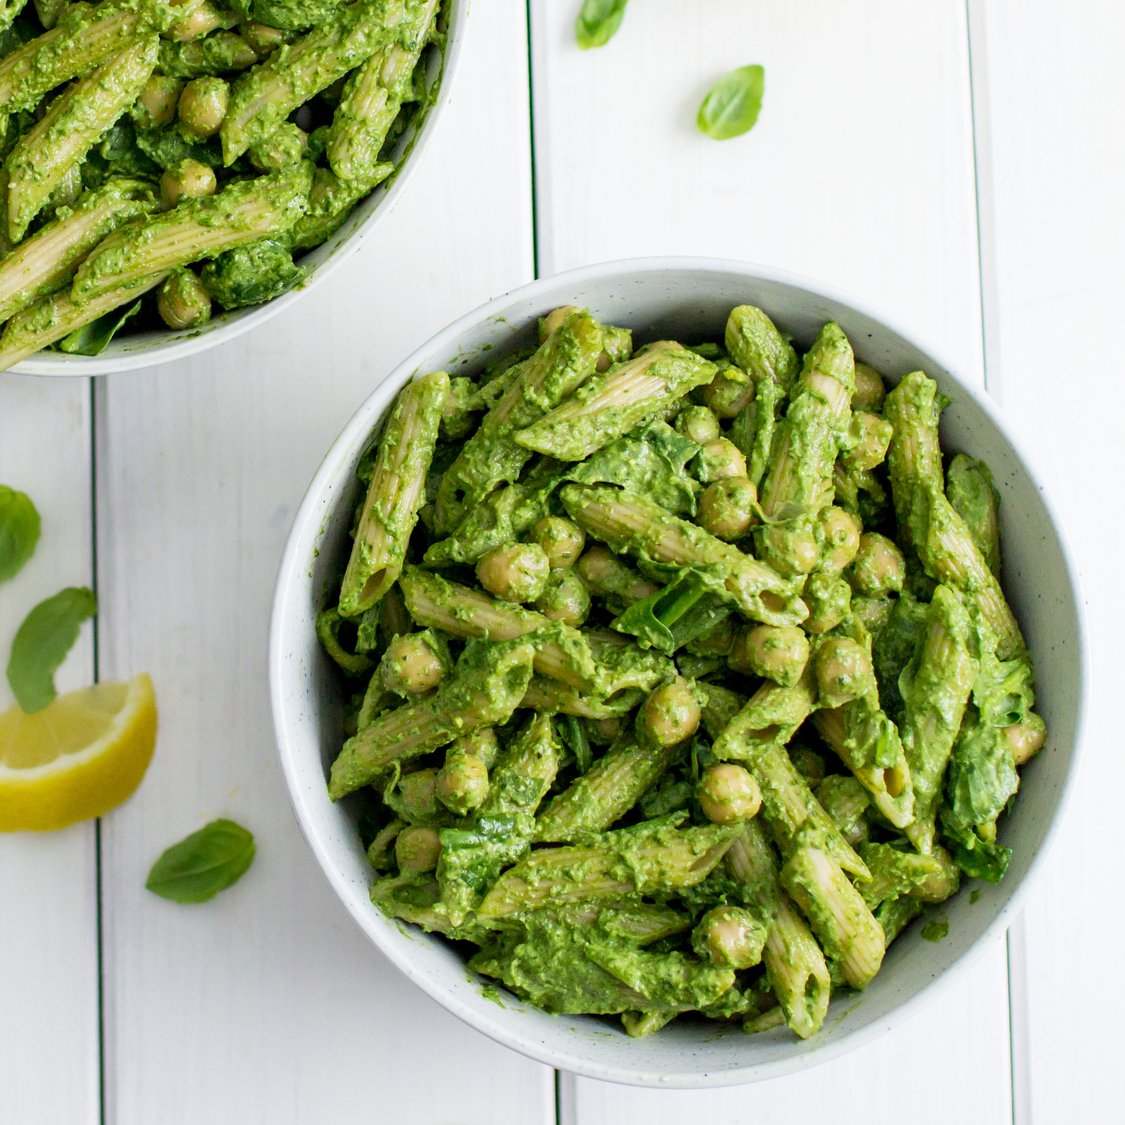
920, 919, 949, 943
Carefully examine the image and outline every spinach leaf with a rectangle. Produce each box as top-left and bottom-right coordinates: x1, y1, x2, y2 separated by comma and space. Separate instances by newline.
0, 484, 40, 583
612, 571, 729, 655
575, 0, 627, 49
570, 421, 698, 516
145, 819, 256, 903
57, 300, 142, 357
697, 65, 765, 141
6, 586, 97, 713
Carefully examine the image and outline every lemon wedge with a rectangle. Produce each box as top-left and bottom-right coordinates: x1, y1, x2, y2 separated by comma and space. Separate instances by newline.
0, 674, 157, 831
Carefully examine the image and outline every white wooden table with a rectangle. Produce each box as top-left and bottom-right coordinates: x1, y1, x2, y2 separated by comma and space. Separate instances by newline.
2, 2, 1118, 1121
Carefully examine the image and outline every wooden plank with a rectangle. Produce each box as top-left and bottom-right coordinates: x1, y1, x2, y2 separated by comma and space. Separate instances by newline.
967, 2, 1124, 1120
94, 3, 552, 1121
0, 377, 100, 1125
531, 0, 1013, 1118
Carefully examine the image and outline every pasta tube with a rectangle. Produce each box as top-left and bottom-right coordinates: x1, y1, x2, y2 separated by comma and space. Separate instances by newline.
339, 371, 448, 616
0, 179, 154, 325
899, 585, 978, 852
515, 342, 717, 460
533, 737, 680, 843
326, 0, 441, 184
0, 273, 166, 372
723, 305, 799, 392
780, 834, 885, 990
72, 164, 312, 303
725, 822, 830, 1040
221, 0, 416, 162
327, 638, 534, 799
434, 309, 605, 532
477, 821, 737, 919
560, 483, 807, 626
5, 38, 158, 242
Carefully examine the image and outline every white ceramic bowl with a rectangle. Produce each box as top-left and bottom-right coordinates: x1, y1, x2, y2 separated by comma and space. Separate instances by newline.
16, 0, 466, 377
269, 258, 1087, 1087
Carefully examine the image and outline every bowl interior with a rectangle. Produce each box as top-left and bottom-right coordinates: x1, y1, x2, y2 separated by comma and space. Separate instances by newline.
15, 0, 465, 377
270, 260, 1084, 1087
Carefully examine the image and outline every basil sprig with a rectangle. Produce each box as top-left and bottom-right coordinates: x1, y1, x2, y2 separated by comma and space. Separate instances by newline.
575, 0, 628, 50
0, 484, 40, 583
146, 819, 256, 904
6, 586, 97, 713
697, 64, 766, 140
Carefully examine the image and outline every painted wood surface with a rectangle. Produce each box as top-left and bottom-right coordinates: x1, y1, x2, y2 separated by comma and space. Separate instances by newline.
1, 0, 1115, 1120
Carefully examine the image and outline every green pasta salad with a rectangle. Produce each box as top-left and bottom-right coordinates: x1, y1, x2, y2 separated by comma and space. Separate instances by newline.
318, 305, 1045, 1040
0, 0, 445, 368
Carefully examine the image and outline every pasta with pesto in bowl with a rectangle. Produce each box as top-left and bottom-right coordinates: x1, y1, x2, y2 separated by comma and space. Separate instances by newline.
315, 303, 1046, 1042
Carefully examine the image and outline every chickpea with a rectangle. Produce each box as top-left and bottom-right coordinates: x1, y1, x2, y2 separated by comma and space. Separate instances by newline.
1005, 717, 1046, 765
533, 516, 585, 568
575, 546, 656, 602
698, 477, 757, 541
169, 1, 227, 41
850, 532, 906, 595
694, 437, 747, 483
250, 122, 308, 173
589, 714, 625, 744
817, 506, 862, 572
814, 637, 874, 706
693, 905, 766, 969
685, 616, 735, 657
380, 632, 447, 695
160, 158, 217, 208
758, 523, 819, 577
844, 411, 893, 472
730, 624, 809, 685
395, 825, 441, 873
397, 768, 440, 822
851, 593, 893, 635
535, 567, 590, 626
476, 542, 550, 603
134, 76, 184, 129
698, 763, 762, 824
156, 269, 212, 330
450, 727, 499, 770
178, 76, 229, 139
436, 746, 490, 815
853, 362, 887, 412
803, 572, 851, 635
815, 774, 870, 846
675, 404, 721, 444
790, 746, 826, 787
636, 677, 700, 748
241, 20, 291, 56
700, 368, 754, 419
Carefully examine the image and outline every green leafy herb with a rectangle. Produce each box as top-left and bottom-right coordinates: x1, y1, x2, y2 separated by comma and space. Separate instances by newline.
0, 484, 40, 583
920, 919, 949, 943
57, 299, 142, 357
575, 0, 627, 49
145, 818, 256, 903
697, 65, 765, 141
6, 586, 97, 713
612, 571, 729, 655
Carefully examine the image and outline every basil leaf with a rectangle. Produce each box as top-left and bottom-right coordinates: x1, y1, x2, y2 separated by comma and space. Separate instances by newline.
575, 0, 627, 49
0, 484, 40, 583
57, 299, 142, 357
7, 586, 97, 713
145, 818, 256, 904
697, 65, 765, 140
